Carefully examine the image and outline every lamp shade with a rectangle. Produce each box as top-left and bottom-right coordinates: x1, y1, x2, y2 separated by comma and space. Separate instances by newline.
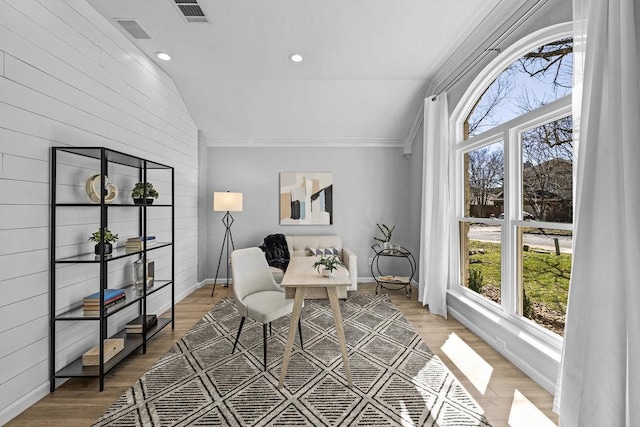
213, 191, 243, 212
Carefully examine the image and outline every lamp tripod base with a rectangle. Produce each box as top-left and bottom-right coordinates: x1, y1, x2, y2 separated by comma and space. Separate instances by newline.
211, 211, 235, 296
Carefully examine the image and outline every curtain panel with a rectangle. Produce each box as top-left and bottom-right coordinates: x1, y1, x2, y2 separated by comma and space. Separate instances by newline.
557, 1, 640, 425
418, 94, 450, 318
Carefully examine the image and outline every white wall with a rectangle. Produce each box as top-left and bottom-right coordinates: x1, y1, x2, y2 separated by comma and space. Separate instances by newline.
0, 0, 199, 423
205, 145, 417, 282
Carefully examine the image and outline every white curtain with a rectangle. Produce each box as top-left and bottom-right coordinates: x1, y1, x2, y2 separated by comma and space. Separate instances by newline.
556, 0, 640, 425
418, 93, 449, 318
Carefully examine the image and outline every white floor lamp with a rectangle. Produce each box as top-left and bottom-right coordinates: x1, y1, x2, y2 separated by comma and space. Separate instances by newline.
211, 191, 243, 296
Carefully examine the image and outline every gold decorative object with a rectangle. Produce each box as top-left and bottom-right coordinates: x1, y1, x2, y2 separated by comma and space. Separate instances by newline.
86, 174, 118, 203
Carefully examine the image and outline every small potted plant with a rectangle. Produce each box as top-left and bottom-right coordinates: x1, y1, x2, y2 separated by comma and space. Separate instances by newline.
312, 255, 343, 277
131, 182, 159, 205
374, 223, 395, 250
89, 227, 118, 255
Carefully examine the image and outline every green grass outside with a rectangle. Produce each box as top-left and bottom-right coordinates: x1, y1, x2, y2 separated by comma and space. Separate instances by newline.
468, 240, 571, 313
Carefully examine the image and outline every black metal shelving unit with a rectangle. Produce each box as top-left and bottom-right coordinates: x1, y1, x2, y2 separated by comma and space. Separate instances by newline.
49, 147, 175, 392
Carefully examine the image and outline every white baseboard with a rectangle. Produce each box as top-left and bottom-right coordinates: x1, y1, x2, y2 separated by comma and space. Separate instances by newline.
358, 276, 419, 286
0, 279, 207, 425
201, 278, 234, 286
152, 280, 204, 315
200, 277, 416, 291
0, 382, 50, 426
201, 278, 412, 287
197, 278, 213, 288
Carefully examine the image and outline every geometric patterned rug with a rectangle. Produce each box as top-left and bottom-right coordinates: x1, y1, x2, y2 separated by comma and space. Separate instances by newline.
93, 295, 491, 426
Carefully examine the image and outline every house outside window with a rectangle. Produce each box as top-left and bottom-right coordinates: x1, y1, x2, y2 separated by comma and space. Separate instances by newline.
455, 33, 573, 337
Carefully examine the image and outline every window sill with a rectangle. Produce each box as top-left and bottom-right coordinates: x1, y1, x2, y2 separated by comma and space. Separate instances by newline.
448, 287, 562, 362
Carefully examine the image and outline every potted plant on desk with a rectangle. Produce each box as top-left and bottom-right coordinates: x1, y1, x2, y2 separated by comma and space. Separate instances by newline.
312, 255, 343, 277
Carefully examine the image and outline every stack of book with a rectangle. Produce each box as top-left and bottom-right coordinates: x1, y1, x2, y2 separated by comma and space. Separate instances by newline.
125, 236, 156, 252
377, 275, 411, 283
125, 314, 158, 334
82, 338, 124, 366
83, 289, 126, 316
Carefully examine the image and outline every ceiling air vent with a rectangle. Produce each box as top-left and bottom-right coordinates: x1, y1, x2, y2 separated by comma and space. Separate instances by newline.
116, 20, 151, 39
173, 0, 208, 23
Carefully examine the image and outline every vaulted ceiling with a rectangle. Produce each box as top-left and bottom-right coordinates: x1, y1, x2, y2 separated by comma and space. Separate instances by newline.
87, 0, 521, 147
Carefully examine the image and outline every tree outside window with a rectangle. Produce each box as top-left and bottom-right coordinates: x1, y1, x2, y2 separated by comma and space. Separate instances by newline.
459, 37, 573, 336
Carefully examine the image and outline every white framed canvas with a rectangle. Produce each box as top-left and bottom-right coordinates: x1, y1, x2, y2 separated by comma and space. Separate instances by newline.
279, 172, 333, 225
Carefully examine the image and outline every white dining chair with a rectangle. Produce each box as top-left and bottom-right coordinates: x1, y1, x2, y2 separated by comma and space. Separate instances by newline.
230, 247, 303, 369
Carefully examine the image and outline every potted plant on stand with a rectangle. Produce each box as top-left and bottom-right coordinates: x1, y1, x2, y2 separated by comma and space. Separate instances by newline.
89, 227, 118, 255
312, 255, 343, 277
131, 182, 159, 205
374, 223, 395, 250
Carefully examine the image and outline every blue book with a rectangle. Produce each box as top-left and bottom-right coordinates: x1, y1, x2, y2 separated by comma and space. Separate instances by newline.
83, 289, 125, 302
127, 236, 156, 241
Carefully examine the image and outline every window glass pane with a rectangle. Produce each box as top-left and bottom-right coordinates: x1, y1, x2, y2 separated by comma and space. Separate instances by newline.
460, 222, 502, 305
465, 38, 573, 139
518, 227, 572, 335
521, 115, 573, 223
464, 141, 504, 219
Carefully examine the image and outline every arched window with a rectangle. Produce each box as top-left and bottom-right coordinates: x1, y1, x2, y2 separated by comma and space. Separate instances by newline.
454, 26, 573, 337
466, 37, 572, 138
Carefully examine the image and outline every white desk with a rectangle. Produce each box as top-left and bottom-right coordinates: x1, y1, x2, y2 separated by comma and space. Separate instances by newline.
278, 257, 352, 388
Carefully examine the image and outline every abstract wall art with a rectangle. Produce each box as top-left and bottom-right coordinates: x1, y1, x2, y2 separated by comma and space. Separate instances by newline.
280, 172, 333, 225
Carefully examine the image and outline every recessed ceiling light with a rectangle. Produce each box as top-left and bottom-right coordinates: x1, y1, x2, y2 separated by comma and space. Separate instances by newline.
289, 53, 303, 63
155, 52, 171, 61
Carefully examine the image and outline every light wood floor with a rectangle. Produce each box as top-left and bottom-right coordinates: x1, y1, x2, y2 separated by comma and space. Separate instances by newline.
8, 283, 559, 426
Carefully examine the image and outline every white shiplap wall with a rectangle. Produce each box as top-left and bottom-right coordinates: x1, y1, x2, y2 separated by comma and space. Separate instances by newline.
0, 0, 199, 423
